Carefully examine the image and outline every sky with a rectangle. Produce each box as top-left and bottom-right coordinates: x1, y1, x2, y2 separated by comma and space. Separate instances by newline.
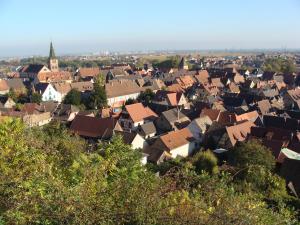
0, 0, 300, 57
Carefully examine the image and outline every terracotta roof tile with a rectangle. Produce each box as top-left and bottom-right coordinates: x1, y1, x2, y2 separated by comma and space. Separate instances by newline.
226, 121, 255, 147
125, 103, 157, 123
160, 128, 195, 150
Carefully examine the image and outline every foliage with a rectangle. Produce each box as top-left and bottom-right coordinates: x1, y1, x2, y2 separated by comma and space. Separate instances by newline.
31, 92, 42, 103
0, 119, 298, 224
152, 55, 181, 69
85, 83, 107, 109
95, 73, 105, 86
124, 98, 138, 105
228, 139, 275, 171
263, 57, 296, 73
137, 88, 155, 105
6, 88, 17, 102
64, 89, 81, 105
191, 150, 219, 175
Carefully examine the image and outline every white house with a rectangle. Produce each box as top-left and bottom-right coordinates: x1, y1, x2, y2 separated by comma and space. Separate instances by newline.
105, 80, 142, 108
147, 128, 196, 163
119, 103, 158, 131
35, 83, 62, 102
187, 116, 212, 143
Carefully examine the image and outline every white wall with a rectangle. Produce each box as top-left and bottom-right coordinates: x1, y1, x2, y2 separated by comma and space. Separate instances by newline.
107, 92, 140, 106
42, 84, 62, 102
170, 142, 195, 158
131, 134, 148, 150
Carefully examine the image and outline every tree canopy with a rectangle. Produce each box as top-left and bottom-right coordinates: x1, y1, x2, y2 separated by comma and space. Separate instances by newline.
0, 120, 298, 224
263, 57, 296, 74
64, 88, 81, 106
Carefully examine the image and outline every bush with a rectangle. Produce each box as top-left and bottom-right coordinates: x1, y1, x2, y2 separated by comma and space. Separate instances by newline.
192, 150, 218, 175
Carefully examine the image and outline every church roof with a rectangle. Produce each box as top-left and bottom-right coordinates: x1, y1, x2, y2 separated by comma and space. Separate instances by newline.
49, 42, 56, 59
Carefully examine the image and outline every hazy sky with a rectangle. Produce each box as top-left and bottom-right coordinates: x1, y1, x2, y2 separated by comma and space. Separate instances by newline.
0, 0, 300, 57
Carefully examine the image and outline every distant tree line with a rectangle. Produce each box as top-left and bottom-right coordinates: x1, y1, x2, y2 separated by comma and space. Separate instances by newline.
263, 57, 296, 73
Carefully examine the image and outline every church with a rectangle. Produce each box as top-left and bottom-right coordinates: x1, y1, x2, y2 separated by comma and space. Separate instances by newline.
19, 42, 72, 84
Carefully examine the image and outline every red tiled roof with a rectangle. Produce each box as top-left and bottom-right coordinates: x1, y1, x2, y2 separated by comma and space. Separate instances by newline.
125, 103, 158, 123
160, 128, 195, 150
70, 115, 119, 138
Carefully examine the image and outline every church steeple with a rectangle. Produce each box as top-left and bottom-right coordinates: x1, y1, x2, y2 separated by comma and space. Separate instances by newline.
49, 42, 56, 59
48, 42, 59, 72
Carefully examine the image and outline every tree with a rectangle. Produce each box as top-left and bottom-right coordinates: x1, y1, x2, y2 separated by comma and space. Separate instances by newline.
64, 89, 81, 105
31, 92, 42, 103
263, 58, 296, 74
86, 83, 107, 109
192, 150, 218, 175
124, 98, 137, 105
95, 73, 105, 86
137, 88, 155, 105
228, 140, 275, 171
0, 119, 297, 224
228, 140, 281, 196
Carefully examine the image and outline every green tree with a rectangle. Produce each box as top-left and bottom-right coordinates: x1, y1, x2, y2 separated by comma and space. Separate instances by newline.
86, 83, 107, 109
137, 88, 155, 105
124, 98, 137, 105
0, 119, 297, 224
31, 92, 42, 103
263, 58, 296, 73
64, 89, 81, 105
228, 140, 275, 171
6, 88, 17, 102
192, 150, 219, 174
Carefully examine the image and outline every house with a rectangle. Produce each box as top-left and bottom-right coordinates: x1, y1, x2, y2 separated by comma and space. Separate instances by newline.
71, 81, 94, 92
36, 71, 73, 84
19, 64, 50, 80
145, 128, 196, 164
53, 104, 79, 122
153, 90, 188, 108
0, 97, 16, 109
119, 103, 158, 131
167, 83, 184, 93
166, 92, 188, 107
175, 75, 196, 90
214, 120, 255, 149
76, 67, 100, 80
70, 115, 122, 139
194, 70, 209, 84
35, 83, 62, 102
200, 83, 219, 97
53, 83, 72, 100
235, 110, 259, 123
105, 80, 142, 108
0, 79, 9, 95
6, 78, 27, 95
115, 130, 148, 149
137, 122, 157, 139
222, 96, 248, 112
262, 71, 276, 81
283, 88, 300, 110
227, 82, 240, 93
21, 103, 43, 114
200, 108, 221, 121
156, 108, 191, 132
210, 78, 224, 88
187, 115, 212, 143
257, 99, 272, 115
23, 112, 52, 127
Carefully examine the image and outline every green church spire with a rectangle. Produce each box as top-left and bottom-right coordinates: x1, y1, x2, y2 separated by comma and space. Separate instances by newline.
49, 42, 56, 59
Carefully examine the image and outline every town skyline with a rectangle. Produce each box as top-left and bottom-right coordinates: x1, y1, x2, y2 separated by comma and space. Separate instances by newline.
1, 0, 300, 57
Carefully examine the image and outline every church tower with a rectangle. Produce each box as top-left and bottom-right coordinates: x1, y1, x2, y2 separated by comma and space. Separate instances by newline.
48, 42, 59, 72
